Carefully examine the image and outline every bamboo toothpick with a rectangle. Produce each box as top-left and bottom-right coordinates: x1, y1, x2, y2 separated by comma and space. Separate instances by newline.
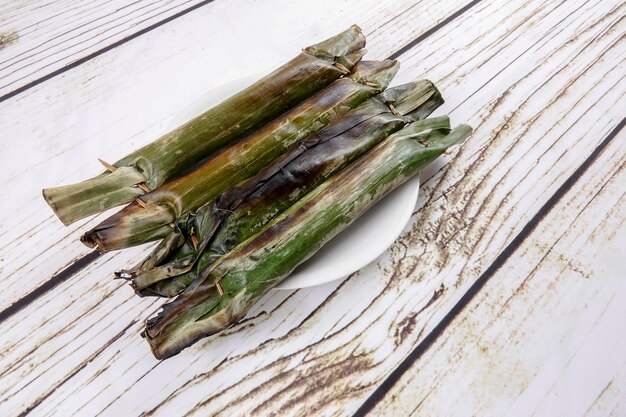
388, 102, 400, 116
98, 158, 117, 172
98, 159, 150, 192
190, 230, 199, 251
135, 182, 150, 193
216, 281, 224, 296
334, 61, 351, 74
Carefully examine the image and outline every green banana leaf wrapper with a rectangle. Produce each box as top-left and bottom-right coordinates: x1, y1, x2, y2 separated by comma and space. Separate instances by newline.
144, 116, 473, 359
82, 60, 400, 252
42, 25, 366, 225
122, 80, 445, 297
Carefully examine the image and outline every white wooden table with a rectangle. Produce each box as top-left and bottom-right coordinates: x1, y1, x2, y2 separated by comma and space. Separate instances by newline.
1, 1, 624, 416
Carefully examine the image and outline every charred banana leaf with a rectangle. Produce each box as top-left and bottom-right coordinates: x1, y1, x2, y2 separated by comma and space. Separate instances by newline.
43, 25, 366, 225
144, 116, 472, 359
125, 80, 445, 297
82, 60, 400, 252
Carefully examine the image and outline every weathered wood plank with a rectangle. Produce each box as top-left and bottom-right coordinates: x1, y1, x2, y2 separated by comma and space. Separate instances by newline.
0, 0, 213, 97
364, 131, 625, 417
0, 0, 623, 416
0, 0, 471, 313
0, 0, 473, 99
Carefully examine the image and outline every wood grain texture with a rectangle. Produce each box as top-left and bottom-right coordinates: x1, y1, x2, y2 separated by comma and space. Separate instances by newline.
363, 130, 626, 417
0, 0, 473, 100
584, 360, 626, 417
0, 0, 470, 313
0, 0, 213, 98
0, 0, 624, 416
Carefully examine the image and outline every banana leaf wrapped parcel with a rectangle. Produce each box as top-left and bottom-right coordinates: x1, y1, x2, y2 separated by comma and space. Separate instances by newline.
121, 80, 445, 297
144, 116, 473, 359
82, 60, 400, 252
42, 25, 366, 225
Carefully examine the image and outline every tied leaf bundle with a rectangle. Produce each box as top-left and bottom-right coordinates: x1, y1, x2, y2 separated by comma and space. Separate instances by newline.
82, 60, 400, 252
120, 80, 445, 297
143, 116, 472, 359
42, 25, 366, 225
40, 25, 474, 361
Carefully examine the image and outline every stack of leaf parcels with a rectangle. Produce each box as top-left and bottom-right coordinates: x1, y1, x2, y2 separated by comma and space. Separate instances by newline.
43, 25, 472, 359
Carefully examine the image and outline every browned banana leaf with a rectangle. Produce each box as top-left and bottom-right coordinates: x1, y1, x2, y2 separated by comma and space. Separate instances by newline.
123, 80, 444, 297
144, 116, 472, 359
82, 60, 400, 252
42, 25, 366, 225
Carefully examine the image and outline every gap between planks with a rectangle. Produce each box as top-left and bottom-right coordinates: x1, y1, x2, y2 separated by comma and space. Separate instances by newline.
362, 124, 626, 417
353, 116, 626, 416
0, 0, 481, 102
0, 0, 218, 102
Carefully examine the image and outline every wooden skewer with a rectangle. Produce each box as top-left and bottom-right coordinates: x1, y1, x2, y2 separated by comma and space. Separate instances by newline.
99, 158, 150, 193
333, 61, 351, 74
135, 182, 150, 193
216, 281, 224, 296
98, 158, 117, 172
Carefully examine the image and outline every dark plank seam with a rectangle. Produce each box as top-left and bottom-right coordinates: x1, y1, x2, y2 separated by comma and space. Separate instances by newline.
0, 0, 217, 103
387, 0, 483, 60
0, 0, 481, 102
15, 320, 137, 417
352, 116, 626, 416
0, 250, 100, 324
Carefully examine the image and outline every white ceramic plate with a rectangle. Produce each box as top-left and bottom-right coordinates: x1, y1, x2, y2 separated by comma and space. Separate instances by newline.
169, 75, 420, 290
